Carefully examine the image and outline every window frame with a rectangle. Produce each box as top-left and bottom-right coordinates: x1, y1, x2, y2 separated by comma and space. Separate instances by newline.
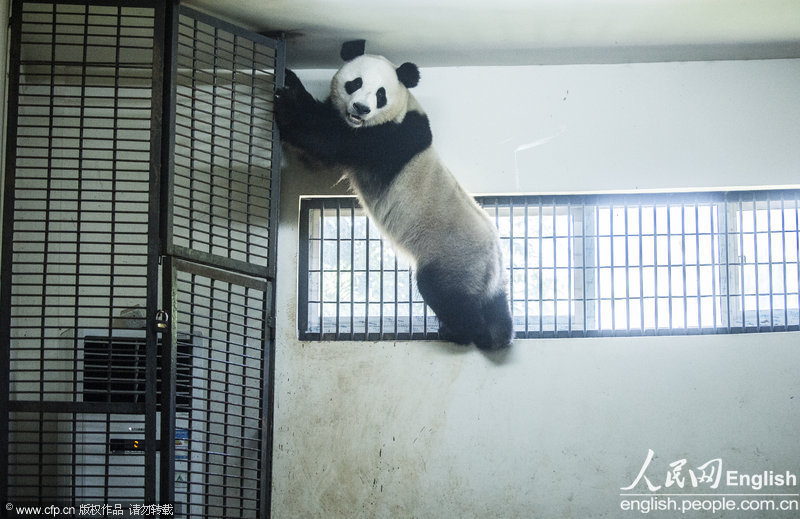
297, 189, 800, 340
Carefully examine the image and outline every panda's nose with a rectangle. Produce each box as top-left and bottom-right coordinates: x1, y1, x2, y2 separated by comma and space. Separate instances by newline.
353, 102, 371, 115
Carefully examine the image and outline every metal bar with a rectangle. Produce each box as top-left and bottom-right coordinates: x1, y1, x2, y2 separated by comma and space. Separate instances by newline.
520, 198, 528, 334
297, 200, 311, 338
652, 206, 659, 331
268, 36, 285, 285
508, 198, 515, 332
407, 260, 413, 339
693, 202, 702, 329
364, 203, 371, 337
335, 202, 342, 339
582, 201, 589, 334
223, 279, 235, 506
721, 200, 732, 331
566, 201, 573, 335
379, 224, 385, 339
752, 193, 761, 331
766, 197, 775, 329
319, 202, 326, 338
103, 408, 112, 503
795, 197, 800, 328
594, 205, 601, 332
666, 203, 674, 331
37, 4, 57, 446
680, 203, 688, 329
623, 202, 631, 334
551, 199, 557, 333
6, 400, 147, 413
146, 0, 164, 504
183, 270, 199, 510
538, 200, 544, 334
159, 4, 179, 505
71, 12, 89, 453
162, 0, 179, 278
0, 0, 25, 502
638, 204, 645, 333
780, 196, 788, 330
168, 244, 271, 280
710, 203, 719, 331
260, 279, 276, 519
739, 198, 747, 329
226, 33, 238, 270
348, 204, 357, 337
393, 236, 399, 337
608, 205, 616, 333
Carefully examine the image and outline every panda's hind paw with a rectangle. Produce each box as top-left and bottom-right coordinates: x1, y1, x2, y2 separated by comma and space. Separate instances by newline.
436, 323, 471, 346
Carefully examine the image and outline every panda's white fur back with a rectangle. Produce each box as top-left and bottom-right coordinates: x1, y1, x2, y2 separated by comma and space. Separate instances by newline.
353, 143, 504, 297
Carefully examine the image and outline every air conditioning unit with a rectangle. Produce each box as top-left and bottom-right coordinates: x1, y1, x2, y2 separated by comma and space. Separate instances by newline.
81, 329, 194, 411
71, 329, 198, 512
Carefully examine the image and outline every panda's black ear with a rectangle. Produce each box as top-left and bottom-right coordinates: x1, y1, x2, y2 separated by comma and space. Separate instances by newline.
396, 62, 420, 88
340, 40, 366, 61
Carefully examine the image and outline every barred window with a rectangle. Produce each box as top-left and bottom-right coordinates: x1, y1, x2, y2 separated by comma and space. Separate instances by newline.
298, 190, 800, 340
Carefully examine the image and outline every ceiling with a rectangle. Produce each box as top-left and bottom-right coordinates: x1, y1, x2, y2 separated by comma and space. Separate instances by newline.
183, 0, 800, 68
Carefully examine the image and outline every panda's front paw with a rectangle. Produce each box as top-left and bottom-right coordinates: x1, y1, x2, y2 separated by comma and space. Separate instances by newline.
277, 69, 314, 106
283, 69, 304, 92
275, 69, 315, 134
275, 90, 302, 135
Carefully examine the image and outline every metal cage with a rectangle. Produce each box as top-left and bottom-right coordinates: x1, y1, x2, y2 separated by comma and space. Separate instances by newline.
1, 1, 284, 516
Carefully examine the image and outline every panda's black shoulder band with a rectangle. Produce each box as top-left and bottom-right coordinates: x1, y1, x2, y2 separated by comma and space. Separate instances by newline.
344, 111, 432, 199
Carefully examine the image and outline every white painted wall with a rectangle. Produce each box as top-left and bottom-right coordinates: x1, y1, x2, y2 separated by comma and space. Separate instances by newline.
273, 58, 800, 518
288, 59, 800, 196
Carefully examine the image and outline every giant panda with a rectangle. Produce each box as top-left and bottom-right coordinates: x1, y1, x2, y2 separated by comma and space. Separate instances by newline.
276, 40, 514, 350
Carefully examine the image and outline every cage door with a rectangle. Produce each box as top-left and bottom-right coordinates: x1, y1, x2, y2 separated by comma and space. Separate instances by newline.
162, 258, 273, 518
166, 6, 284, 281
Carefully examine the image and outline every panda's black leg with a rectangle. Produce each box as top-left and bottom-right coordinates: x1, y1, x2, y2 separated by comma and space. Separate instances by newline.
476, 291, 515, 349
415, 264, 487, 348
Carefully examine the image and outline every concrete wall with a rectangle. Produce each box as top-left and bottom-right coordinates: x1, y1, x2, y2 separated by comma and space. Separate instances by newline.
273, 59, 800, 518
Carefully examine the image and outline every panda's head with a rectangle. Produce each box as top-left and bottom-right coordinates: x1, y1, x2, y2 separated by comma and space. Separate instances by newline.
330, 40, 420, 128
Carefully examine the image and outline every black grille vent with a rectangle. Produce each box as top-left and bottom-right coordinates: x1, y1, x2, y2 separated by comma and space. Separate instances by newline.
82, 333, 194, 411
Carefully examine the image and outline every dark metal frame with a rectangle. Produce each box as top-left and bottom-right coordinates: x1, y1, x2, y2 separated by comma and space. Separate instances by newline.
1, 1, 167, 508
164, 7, 284, 516
1, 0, 283, 515
298, 189, 800, 341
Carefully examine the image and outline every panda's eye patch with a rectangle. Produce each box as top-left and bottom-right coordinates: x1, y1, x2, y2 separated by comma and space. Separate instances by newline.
345, 78, 362, 95
376, 87, 387, 108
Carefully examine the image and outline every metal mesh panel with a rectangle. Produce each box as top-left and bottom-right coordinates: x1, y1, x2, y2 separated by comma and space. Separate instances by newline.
2, 1, 281, 512
9, 1, 154, 394
173, 264, 268, 518
299, 190, 800, 340
171, 10, 277, 275
4, 1, 158, 503
725, 192, 800, 331
8, 412, 147, 505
